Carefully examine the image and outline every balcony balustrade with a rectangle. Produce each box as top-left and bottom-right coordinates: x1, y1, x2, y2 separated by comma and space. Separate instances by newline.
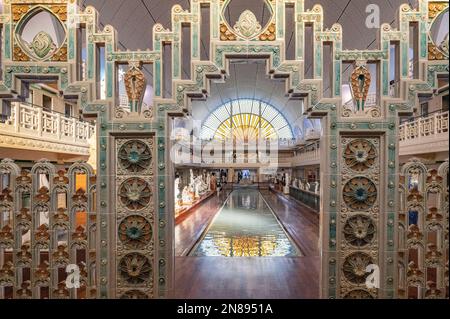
0, 102, 96, 156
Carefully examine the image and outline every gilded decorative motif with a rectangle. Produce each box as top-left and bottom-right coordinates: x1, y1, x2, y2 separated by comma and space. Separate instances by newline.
13, 46, 31, 62
118, 140, 152, 173
119, 253, 152, 285
429, 41, 448, 60
51, 45, 68, 62
124, 62, 147, 113
119, 178, 152, 211
343, 215, 376, 247
343, 177, 377, 211
428, 2, 448, 19
12, 4, 31, 22
118, 215, 152, 249
259, 23, 276, 41
50, 5, 68, 21
350, 64, 371, 111
343, 139, 377, 172
233, 10, 262, 39
220, 23, 237, 41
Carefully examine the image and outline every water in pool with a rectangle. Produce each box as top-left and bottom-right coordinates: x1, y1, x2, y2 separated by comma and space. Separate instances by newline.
190, 188, 300, 257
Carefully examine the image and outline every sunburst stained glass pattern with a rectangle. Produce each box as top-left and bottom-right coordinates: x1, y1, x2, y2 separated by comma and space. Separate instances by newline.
200, 99, 294, 141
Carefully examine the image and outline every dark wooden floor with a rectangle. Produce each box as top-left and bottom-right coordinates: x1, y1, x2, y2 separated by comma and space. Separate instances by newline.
172, 188, 320, 299
173, 256, 319, 299
261, 190, 320, 257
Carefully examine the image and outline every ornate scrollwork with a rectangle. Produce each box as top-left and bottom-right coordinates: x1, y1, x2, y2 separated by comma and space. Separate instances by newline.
118, 216, 152, 249
343, 215, 376, 247
35, 187, 50, 203
342, 252, 373, 284
118, 140, 152, 173
16, 245, 32, 267
120, 290, 149, 299
53, 245, 70, 266
233, 10, 262, 39
343, 177, 377, 211
343, 139, 377, 172
35, 224, 50, 247
118, 253, 152, 285
34, 261, 50, 286
27, 31, 57, 59
54, 170, 69, 185
71, 225, 87, 247
119, 178, 152, 211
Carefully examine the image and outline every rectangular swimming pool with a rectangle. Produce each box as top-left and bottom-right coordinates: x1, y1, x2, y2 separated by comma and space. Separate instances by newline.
190, 188, 300, 257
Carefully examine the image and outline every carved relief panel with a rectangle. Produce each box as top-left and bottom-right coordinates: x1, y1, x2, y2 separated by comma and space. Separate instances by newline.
115, 138, 156, 299
339, 137, 380, 299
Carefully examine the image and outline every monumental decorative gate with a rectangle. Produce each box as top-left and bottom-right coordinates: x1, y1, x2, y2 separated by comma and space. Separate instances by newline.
0, 0, 448, 299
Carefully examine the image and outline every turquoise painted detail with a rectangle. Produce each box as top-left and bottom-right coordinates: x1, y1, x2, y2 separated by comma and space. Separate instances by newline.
106, 62, 113, 98
382, 60, 389, 96
155, 60, 161, 97
335, 61, 341, 96
88, 43, 94, 80
5, 24, 11, 59
173, 42, 180, 78
69, 28, 75, 60
192, 26, 199, 58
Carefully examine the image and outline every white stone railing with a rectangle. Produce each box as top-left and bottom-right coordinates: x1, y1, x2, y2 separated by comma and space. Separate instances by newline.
399, 110, 449, 141
291, 141, 321, 166
0, 102, 96, 155
398, 110, 449, 156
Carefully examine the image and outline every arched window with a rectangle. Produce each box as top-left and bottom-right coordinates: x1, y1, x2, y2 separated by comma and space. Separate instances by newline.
200, 99, 293, 141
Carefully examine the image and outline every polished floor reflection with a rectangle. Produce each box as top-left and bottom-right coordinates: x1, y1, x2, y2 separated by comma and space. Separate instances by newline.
190, 188, 300, 257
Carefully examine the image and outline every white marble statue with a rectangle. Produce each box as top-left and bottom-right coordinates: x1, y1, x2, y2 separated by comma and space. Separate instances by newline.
189, 169, 195, 187
293, 178, 298, 188
174, 177, 181, 203
206, 173, 211, 192
283, 173, 290, 195
315, 182, 320, 195
182, 186, 192, 205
